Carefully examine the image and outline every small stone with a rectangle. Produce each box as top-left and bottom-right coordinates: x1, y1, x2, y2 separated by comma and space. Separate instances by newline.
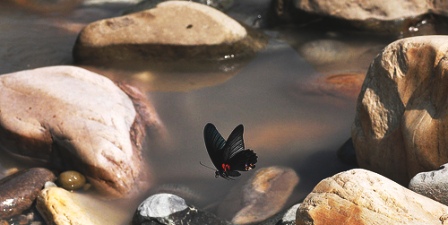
296, 169, 448, 225
132, 193, 231, 225
409, 163, 448, 205
58, 170, 86, 191
217, 166, 299, 224
0, 168, 55, 219
36, 187, 128, 225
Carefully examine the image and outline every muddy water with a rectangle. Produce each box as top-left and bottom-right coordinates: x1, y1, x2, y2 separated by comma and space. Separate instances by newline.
0, 1, 392, 224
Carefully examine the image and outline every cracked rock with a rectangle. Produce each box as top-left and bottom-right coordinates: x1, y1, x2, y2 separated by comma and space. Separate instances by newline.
296, 169, 448, 225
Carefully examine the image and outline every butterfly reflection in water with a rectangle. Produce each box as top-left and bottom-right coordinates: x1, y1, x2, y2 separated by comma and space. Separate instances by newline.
203, 123, 258, 179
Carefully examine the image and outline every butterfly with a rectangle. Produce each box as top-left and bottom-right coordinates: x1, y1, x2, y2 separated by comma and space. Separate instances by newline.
203, 123, 258, 179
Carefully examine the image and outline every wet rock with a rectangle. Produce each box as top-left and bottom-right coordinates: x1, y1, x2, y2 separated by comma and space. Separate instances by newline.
218, 166, 299, 224
57, 171, 86, 191
73, 1, 267, 70
0, 168, 55, 219
36, 186, 127, 225
297, 73, 365, 100
296, 169, 448, 225
124, 0, 234, 14
409, 163, 448, 205
132, 193, 231, 225
0, 66, 162, 198
352, 36, 448, 185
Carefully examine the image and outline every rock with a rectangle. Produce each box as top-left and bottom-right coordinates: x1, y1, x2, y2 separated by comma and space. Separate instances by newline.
217, 166, 299, 224
132, 193, 231, 225
73, 1, 267, 70
10, 0, 82, 13
0, 168, 55, 219
123, 0, 234, 14
352, 35, 448, 185
290, 0, 433, 32
0, 66, 162, 198
57, 170, 87, 191
337, 138, 358, 166
271, 203, 300, 225
296, 169, 448, 225
409, 163, 448, 205
297, 73, 365, 100
36, 187, 128, 225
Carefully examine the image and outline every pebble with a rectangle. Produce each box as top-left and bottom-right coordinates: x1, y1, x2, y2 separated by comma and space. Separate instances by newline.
0, 168, 55, 219
58, 170, 86, 191
132, 193, 231, 225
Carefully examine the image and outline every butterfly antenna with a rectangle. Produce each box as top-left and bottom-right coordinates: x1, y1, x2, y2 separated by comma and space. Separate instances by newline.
199, 161, 216, 171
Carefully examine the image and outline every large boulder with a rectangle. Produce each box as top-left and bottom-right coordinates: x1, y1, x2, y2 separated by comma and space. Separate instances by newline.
0, 66, 162, 198
352, 35, 448, 184
296, 169, 448, 225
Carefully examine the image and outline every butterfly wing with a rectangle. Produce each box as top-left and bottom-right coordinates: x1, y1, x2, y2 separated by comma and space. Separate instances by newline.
226, 150, 258, 171
203, 123, 226, 170
222, 124, 245, 161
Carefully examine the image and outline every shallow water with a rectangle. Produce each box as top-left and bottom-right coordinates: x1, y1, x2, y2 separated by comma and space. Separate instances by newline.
0, 1, 396, 224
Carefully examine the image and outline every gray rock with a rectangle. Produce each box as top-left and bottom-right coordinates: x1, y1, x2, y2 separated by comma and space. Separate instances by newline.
132, 193, 231, 225
0, 168, 55, 219
409, 163, 448, 205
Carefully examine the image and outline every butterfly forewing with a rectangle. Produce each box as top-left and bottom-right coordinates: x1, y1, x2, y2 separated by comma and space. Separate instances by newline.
204, 123, 226, 169
222, 124, 245, 161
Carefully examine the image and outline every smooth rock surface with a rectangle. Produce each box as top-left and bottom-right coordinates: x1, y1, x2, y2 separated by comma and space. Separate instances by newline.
0, 168, 55, 219
73, 1, 267, 67
0, 66, 159, 198
352, 35, 448, 185
218, 166, 299, 224
36, 187, 127, 225
132, 193, 231, 225
409, 163, 448, 205
296, 169, 448, 225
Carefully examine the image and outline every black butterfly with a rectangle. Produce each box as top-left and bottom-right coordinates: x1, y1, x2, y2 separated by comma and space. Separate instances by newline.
203, 123, 258, 179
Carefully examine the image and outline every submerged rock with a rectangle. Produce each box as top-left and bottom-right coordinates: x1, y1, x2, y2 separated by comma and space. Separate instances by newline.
352, 36, 448, 185
218, 166, 299, 224
0, 168, 55, 219
132, 193, 231, 225
0, 66, 162, 198
296, 169, 448, 225
73, 1, 267, 70
409, 163, 448, 205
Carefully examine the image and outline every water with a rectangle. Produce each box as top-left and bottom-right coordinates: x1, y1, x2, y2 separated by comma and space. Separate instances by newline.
0, 1, 393, 224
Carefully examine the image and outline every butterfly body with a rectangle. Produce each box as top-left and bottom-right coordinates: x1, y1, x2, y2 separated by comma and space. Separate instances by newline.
203, 123, 257, 179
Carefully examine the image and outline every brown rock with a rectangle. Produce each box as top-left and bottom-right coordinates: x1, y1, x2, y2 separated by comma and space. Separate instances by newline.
0, 66, 161, 198
352, 35, 448, 185
218, 166, 299, 224
73, 1, 267, 68
0, 168, 55, 219
36, 187, 127, 225
296, 169, 448, 225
